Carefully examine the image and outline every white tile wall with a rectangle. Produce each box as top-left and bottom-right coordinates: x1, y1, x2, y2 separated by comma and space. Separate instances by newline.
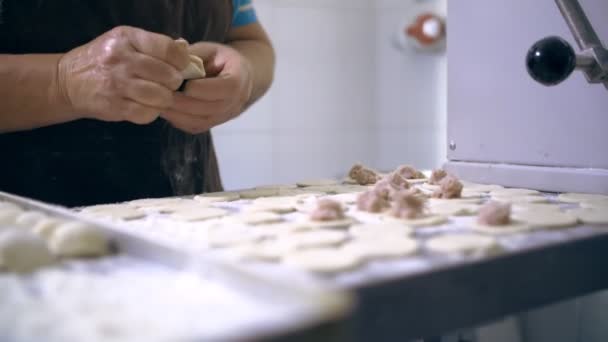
214, 0, 447, 190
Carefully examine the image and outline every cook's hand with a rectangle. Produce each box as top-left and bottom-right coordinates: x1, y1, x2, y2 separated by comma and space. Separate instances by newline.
58, 26, 190, 124
161, 42, 254, 134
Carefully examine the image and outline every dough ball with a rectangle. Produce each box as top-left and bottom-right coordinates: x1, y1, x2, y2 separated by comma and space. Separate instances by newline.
0, 230, 54, 273
348, 164, 380, 185
477, 201, 511, 226
31, 218, 65, 240
342, 237, 419, 260
558, 193, 608, 204
356, 190, 390, 213
432, 175, 463, 199
15, 211, 48, 228
0, 208, 23, 227
426, 233, 500, 255
429, 169, 448, 185
310, 199, 346, 222
49, 222, 111, 258
282, 248, 361, 273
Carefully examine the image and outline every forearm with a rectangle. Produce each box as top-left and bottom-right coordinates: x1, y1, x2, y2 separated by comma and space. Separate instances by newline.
228, 39, 275, 107
0, 54, 77, 133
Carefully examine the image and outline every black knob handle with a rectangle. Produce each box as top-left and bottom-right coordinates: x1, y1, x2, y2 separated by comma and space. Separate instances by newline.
526, 36, 576, 86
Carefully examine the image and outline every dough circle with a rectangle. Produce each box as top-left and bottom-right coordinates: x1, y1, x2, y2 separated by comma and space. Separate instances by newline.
296, 179, 340, 187
49, 222, 111, 258
462, 183, 504, 192
383, 214, 448, 227
170, 208, 228, 222
489, 188, 540, 197
282, 230, 348, 249
512, 203, 563, 213
491, 195, 549, 204
512, 211, 578, 229
0, 208, 22, 226
195, 191, 241, 203
15, 211, 48, 228
0, 230, 54, 273
349, 223, 413, 239
228, 212, 284, 225
31, 218, 65, 240
429, 198, 483, 206
471, 220, 532, 235
342, 237, 419, 260
429, 203, 480, 216
308, 217, 356, 229
567, 208, 608, 225
282, 248, 361, 273
426, 234, 500, 255
580, 199, 608, 210
83, 205, 146, 220
558, 193, 608, 204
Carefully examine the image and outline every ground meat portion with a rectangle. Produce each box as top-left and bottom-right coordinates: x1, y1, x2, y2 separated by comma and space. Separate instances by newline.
395, 165, 426, 179
310, 199, 346, 221
386, 172, 410, 190
356, 190, 390, 213
348, 164, 380, 185
432, 175, 463, 199
391, 190, 426, 219
429, 169, 448, 185
477, 201, 511, 226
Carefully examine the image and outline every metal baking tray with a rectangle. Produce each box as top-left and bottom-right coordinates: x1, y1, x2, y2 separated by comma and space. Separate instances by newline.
0, 191, 354, 342
111, 190, 608, 341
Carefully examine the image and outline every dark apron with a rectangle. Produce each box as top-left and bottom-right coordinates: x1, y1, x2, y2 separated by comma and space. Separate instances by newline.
0, 0, 230, 207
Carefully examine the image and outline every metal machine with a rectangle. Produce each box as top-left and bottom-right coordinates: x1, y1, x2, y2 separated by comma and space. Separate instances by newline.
445, 0, 608, 194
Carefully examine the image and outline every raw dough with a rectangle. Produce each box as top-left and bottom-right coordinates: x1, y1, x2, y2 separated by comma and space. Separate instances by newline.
227, 212, 284, 225
147, 200, 206, 213
49, 222, 110, 258
230, 241, 295, 261
83, 205, 146, 220
282, 230, 348, 249
244, 203, 296, 214
429, 203, 480, 216
0, 201, 21, 211
170, 208, 228, 222
512, 211, 578, 229
194, 191, 241, 203
461, 183, 504, 193
342, 237, 419, 260
349, 223, 413, 239
489, 188, 540, 197
491, 195, 548, 204
471, 221, 532, 235
253, 222, 314, 238
254, 184, 298, 190
296, 179, 339, 187
181, 54, 206, 80
512, 203, 562, 213
15, 211, 48, 228
129, 197, 183, 208
31, 218, 65, 240
282, 248, 361, 273
206, 226, 262, 248
0, 230, 54, 273
383, 214, 448, 227
557, 193, 608, 204
307, 217, 356, 229
567, 208, 608, 225
0, 208, 22, 227
426, 234, 500, 255
238, 188, 280, 199
429, 198, 484, 206
580, 199, 608, 210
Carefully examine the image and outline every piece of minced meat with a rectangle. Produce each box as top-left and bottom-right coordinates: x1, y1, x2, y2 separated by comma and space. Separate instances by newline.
432, 175, 463, 199
310, 199, 346, 221
477, 201, 511, 226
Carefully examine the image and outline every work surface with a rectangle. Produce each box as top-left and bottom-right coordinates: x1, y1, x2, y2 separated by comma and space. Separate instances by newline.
80, 180, 608, 341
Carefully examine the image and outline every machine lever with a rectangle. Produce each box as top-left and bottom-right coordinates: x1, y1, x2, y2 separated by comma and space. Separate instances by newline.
526, 0, 608, 90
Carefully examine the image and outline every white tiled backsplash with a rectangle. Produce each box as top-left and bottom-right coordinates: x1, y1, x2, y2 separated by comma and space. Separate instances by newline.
214, 0, 447, 190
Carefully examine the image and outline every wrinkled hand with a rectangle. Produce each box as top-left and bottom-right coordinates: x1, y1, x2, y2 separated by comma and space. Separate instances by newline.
161, 42, 254, 134
58, 26, 190, 124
